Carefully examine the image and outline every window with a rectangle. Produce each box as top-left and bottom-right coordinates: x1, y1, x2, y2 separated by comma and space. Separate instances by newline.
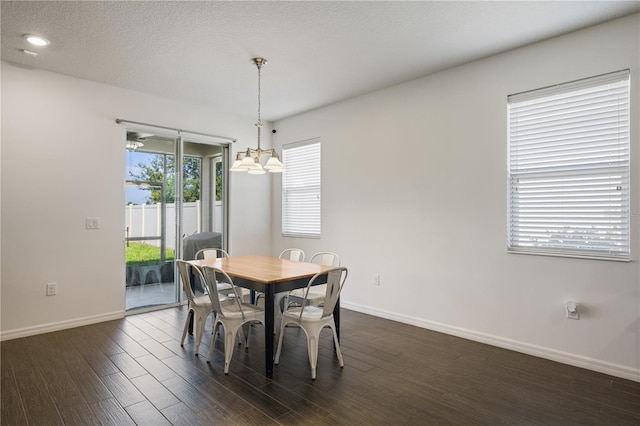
507, 70, 630, 260
282, 139, 321, 238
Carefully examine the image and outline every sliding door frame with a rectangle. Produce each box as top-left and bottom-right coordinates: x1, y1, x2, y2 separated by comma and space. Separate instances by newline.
119, 119, 233, 311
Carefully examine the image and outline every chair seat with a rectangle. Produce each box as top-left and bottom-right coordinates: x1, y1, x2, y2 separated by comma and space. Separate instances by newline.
201, 283, 232, 297
194, 295, 213, 306
221, 302, 265, 319
217, 283, 232, 291
287, 287, 325, 309
282, 305, 326, 320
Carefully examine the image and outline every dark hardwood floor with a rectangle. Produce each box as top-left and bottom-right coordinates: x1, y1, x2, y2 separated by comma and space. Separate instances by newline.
2, 307, 639, 425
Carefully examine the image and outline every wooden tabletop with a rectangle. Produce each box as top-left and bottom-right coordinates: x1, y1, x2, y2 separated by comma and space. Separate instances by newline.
188, 255, 332, 284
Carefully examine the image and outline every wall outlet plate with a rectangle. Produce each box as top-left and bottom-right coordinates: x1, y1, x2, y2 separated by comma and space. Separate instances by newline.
566, 301, 579, 319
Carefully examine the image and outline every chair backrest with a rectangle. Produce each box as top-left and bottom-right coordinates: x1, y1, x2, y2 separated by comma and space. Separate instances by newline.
195, 248, 229, 260
310, 252, 340, 267
201, 266, 246, 319
176, 260, 207, 304
279, 248, 305, 262
299, 267, 348, 320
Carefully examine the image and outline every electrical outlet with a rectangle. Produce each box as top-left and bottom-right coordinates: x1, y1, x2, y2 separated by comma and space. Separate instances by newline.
373, 274, 381, 286
46, 283, 57, 296
567, 309, 579, 320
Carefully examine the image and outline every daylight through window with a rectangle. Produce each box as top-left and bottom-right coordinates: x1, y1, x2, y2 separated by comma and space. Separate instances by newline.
282, 139, 321, 238
507, 70, 630, 260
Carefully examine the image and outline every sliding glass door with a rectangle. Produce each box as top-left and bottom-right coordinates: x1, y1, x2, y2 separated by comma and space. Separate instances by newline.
124, 130, 228, 311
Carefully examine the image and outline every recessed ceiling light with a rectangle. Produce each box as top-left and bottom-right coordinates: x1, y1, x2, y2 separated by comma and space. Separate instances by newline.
23, 34, 50, 46
21, 49, 38, 57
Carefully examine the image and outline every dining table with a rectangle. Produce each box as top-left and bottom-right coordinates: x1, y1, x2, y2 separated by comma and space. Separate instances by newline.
188, 255, 336, 378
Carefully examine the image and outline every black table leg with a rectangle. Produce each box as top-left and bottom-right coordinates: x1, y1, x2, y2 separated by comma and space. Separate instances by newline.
264, 285, 275, 378
333, 298, 340, 352
334, 297, 340, 340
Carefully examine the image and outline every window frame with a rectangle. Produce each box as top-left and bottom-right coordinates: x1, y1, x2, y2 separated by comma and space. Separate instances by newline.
507, 70, 631, 261
281, 138, 321, 238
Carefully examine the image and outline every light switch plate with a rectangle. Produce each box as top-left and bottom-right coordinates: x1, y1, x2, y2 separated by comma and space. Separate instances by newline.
86, 217, 101, 229
46, 283, 57, 296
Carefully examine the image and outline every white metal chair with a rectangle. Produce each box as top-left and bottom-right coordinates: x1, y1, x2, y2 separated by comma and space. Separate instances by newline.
255, 248, 306, 308
176, 260, 214, 356
279, 248, 305, 262
194, 248, 229, 260
275, 267, 348, 379
194, 248, 237, 299
202, 266, 265, 374
285, 251, 340, 309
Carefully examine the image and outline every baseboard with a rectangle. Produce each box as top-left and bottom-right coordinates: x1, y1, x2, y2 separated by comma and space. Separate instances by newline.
0, 311, 125, 341
341, 301, 640, 383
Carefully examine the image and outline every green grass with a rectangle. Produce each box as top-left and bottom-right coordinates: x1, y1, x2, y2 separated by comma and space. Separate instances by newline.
126, 243, 175, 266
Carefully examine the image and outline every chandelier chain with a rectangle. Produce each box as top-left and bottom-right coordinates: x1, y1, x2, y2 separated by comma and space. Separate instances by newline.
230, 57, 284, 174
257, 64, 261, 125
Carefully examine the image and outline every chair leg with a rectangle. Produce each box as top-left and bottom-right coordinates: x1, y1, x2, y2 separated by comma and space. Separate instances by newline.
223, 326, 238, 374
274, 318, 288, 364
307, 332, 319, 380
330, 323, 344, 367
241, 323, 250, 350
180, 310, 191, 347
254, 293, 263, 305
207, 321, 220, 363
194, 314, 207, 356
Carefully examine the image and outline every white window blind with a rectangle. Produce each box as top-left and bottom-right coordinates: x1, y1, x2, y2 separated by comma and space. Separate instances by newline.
508, 70, 630, 260
282, 139, 321, 238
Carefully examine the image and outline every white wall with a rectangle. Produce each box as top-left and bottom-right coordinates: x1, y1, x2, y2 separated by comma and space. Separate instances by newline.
1, 61, 273, 338
271, 14, 640, 380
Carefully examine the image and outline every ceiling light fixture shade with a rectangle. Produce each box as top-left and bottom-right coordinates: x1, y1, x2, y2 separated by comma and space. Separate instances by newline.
126, 140, 144, 151
264, 155, 285, 172
230, 154, 245, 171
230, 57, 285, 175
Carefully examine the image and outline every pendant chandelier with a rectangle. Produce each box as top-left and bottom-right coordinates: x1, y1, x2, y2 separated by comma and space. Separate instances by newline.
230, 57, 285, 174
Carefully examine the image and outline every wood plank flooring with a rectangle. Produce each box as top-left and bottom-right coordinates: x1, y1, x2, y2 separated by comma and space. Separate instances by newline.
2, 307, 639, 425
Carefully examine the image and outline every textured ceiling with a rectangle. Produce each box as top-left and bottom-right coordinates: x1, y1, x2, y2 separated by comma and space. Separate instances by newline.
2, 1, 639, 121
